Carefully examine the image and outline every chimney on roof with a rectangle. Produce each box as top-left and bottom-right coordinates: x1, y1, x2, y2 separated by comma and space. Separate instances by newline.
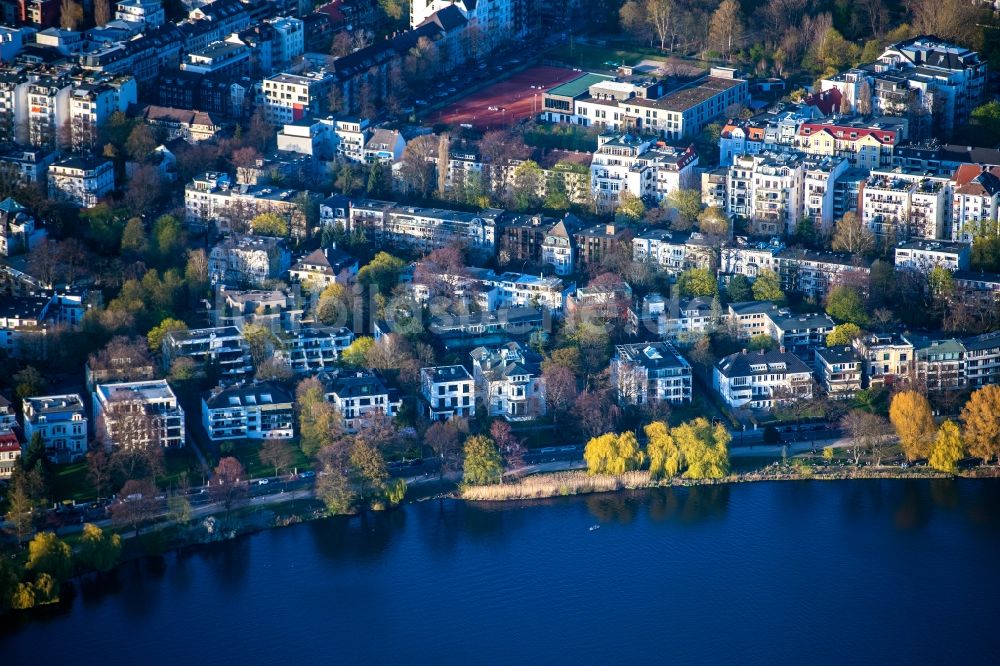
605, 224, 615, 235
779, 345, 785, 353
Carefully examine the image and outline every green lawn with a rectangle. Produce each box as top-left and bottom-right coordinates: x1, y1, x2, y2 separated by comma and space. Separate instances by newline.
523, 124, 599, 152
546, 42, 655, 70
50, 462, 93, 503
227, 439, 313, 479
48, 448, 205, 503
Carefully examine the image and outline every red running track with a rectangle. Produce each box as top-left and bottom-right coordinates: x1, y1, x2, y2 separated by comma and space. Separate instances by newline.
434, 65, 580, 130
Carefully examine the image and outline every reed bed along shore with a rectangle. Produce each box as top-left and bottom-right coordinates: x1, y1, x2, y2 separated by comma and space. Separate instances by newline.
461, 465, 974, 502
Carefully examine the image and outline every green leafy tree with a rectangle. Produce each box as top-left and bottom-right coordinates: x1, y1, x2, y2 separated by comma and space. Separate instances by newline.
149, 215, 185, 266
645, 421, 681, 479
825, 285, 869, 326
251, 212, 290, 237
616, 191, 646, 223
677, 268, 719, 298
666, 188, 702, 230
167, 494, 192, 525
296, 377, 341, 456
315, 283, 350, 324
970, 100, 1000, 144
14, 366, 45, 401
929, 420, 964, 474
752, 268, 784, 302
4, 481, 36, 542
316, 468, 356, 514
727, 274, 753, 302
511, 160, 544, 211
826, 323, 863, 347
462, 435, 503, 485
748, 334, 775, 351
357, 252, 407, 294
341, 336, 376, 368
349, 439, 388, 503
120, 218, 148, 256
697, 206, 729, 236
78, 523, 122, 572
147, 317, 187, 353
26, 531, 73, 582
385, 478, 407, 505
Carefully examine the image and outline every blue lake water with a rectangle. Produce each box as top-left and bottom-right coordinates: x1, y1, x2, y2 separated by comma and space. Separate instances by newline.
3, 479, 1000, 664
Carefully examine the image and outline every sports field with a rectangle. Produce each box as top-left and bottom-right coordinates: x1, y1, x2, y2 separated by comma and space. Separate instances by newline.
434, 65, 581, 130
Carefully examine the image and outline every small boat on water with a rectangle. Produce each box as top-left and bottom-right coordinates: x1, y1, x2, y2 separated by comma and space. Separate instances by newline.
588, 524, 600, 532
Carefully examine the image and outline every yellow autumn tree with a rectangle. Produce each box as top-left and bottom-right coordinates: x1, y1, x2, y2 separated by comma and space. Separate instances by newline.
960, 385, 1000, 465
672, 417, 731, 479
889, 390, 935, 462
583, 432, 644, 475
929, 420, 964, 474
645, 421, 681, 479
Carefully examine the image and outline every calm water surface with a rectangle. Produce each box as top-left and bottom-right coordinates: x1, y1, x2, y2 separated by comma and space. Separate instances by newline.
3, 479, 1000, 664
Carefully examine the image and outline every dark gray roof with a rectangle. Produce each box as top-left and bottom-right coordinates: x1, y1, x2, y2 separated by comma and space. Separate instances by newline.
422, 365, 472, 383
203, 381, 292, 409
816, 346, 861, 365
717, 350, 811, 378
326, 372, 391, 398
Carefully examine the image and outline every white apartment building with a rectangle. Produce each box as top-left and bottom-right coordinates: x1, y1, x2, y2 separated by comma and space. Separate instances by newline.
260, 71, 335, 124
718, 238, 784, 278
894, 239, 971, 273
861, 169, 949, 240
413, 266, 571, 315
421, 365, 475, 421
853, 333, 914, 387
323, 372, 401, 433
814, 346, 863, 398
68, 78, 137, 150
626, 294, 714, 342
288, 246, 358, 289
0, 294, 50, 359
26, 75, 71, 148
470, 342, 546, 420
0, 430, 20, 480
589, 133, 698, 212
184, 171, 315, 237
714, 349, 814, 411
274, 324, 353, 374
951, 164, 1000, 242
0, 394, 15, 432
411, 0, 515, 37
162, 326, 253, 381
276, 117, 338, 160
802, 156, 849, 232
363, 128, 406, 165
334, 117, 370, 162
348, 200, 501, 253
116, 0, 166, 27
201, 382, 294, 442
613, 342, 693, 405
22, 394, 88, 463
632, 229, 695, 275
541, 219, 574, 276
47, 156, 114, 208
208, 235, 291, 288
266, 17, 304, 68
93, 380, 185, 449
726, 151, 805, 235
